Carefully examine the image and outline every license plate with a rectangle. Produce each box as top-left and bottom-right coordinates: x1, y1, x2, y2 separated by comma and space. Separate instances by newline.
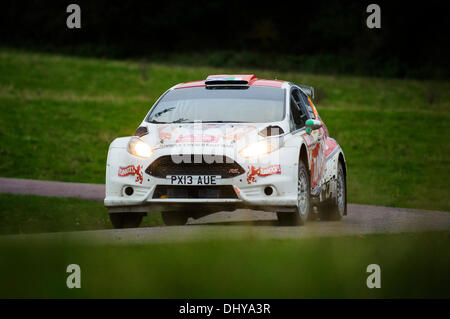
167, 175, 221, 185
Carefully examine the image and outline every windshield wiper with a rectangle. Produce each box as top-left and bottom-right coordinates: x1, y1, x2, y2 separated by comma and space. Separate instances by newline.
171, 118, 191, 123
148, 119, 167, 124
153, 107, 175, 118
148, 119, 190, 124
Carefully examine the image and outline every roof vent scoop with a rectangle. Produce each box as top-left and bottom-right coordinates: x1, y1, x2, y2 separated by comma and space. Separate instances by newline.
205, 74, 257, 86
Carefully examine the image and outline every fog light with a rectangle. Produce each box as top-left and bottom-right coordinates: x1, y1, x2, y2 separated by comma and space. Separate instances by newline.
264, 186, 273, 196
124, 186, 134, 196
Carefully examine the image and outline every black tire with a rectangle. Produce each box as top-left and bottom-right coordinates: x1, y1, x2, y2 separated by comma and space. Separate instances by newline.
161, 211, 188, 226
318, 161, 346, 221
277, 159, 310, 226
109, 212, 143, 229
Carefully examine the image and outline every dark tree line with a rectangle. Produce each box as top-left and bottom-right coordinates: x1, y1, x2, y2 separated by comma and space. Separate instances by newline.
1, 0, 448, 78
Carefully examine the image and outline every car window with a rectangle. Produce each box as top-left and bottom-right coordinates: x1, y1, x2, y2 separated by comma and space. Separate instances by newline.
146, 86, 285, 123
299, 91, 316, 119
290, 88, 307, 130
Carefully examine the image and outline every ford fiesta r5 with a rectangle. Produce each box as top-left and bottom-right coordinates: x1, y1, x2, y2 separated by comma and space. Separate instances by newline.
105, 74, 347, 228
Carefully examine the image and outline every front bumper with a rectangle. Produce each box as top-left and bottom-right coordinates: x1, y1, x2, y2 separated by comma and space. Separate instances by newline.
105, 142, 299, 213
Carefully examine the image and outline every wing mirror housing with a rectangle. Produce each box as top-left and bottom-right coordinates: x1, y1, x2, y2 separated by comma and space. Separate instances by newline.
305, 119, 322, 134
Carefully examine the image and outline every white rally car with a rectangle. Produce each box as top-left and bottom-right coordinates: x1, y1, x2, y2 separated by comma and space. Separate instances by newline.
105, 75, 347, 228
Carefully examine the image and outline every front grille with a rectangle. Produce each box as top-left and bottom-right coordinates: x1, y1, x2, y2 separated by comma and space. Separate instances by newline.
145, 155, 245, 178
153, 185, 238, 199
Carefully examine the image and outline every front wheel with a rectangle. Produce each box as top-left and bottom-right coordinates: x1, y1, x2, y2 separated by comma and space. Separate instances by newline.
109, 212, 143, 229
277, 159, 310, 226
319, 161, 346, 221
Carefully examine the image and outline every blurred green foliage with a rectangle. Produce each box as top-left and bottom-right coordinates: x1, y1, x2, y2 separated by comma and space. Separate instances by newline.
0, 231, 449, 298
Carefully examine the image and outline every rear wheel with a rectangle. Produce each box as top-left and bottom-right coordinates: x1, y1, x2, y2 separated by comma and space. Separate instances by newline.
277, 159, 310, 226
319, 161, 346, 221
161, 211, 188, 226
109, 213, 143, 229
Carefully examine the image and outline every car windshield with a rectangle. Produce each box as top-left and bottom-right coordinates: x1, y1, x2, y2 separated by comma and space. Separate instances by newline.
146, 86, 285, 123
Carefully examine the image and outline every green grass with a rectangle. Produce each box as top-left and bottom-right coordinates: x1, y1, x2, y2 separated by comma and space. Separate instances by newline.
0, 49, 449, 211
0, 231, 448, 298
0, 194, 162, 235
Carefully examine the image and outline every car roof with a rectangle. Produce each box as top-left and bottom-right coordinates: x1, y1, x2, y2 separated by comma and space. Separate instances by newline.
173, 74, 285, 89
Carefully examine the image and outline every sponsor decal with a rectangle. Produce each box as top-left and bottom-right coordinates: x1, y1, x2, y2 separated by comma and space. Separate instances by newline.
176, 134, 219, 143
302, 133, 315, 147
223, 126, 257, 141
324, 138, 338, 158
301, 130, 328, 189
246, 165, 281, 184
310, 140, 325, 189
118, 165, 143, 184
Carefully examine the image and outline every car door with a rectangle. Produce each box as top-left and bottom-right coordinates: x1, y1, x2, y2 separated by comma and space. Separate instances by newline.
296, 88, 326, 193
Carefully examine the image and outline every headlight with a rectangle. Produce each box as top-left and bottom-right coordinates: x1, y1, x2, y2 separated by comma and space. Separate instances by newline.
128, 137, 153, 158
239, 140, 272, 158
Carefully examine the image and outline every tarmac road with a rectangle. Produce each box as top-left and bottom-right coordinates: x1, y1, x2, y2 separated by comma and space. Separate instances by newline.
1, 177, 449, 243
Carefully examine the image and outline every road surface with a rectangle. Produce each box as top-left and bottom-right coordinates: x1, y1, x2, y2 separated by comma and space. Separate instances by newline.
1, 177, 449, 243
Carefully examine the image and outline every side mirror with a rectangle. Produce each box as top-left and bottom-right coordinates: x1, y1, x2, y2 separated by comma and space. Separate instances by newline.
305, 119, 322, 134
